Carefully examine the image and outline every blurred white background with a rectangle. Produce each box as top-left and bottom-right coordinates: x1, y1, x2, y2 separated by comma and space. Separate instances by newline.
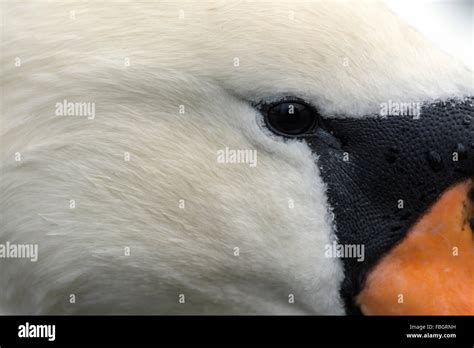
384, 0, 473, 69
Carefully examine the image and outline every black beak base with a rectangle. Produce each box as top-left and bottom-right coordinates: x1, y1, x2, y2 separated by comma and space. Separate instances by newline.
306, 97, 474, 314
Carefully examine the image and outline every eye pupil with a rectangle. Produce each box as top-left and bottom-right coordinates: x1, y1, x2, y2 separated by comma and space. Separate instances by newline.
266, 101, 317, 136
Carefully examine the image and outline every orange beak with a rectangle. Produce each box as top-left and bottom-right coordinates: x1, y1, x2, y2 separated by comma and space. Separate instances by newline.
357, 179, 474, 315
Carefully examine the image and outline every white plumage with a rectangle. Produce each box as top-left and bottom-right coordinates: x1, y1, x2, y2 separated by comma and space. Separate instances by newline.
0, 0, 471, 314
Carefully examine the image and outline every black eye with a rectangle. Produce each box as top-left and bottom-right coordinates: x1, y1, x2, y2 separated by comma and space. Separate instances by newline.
263, 100, 318, 137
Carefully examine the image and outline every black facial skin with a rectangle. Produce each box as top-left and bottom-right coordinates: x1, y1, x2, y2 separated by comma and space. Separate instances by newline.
259, 97, 474, 314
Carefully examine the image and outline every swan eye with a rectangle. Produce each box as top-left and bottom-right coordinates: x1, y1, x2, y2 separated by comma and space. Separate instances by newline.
262, 100, 319, 137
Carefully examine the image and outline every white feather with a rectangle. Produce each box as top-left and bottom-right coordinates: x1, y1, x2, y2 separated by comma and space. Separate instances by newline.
0, 0, 471, 314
